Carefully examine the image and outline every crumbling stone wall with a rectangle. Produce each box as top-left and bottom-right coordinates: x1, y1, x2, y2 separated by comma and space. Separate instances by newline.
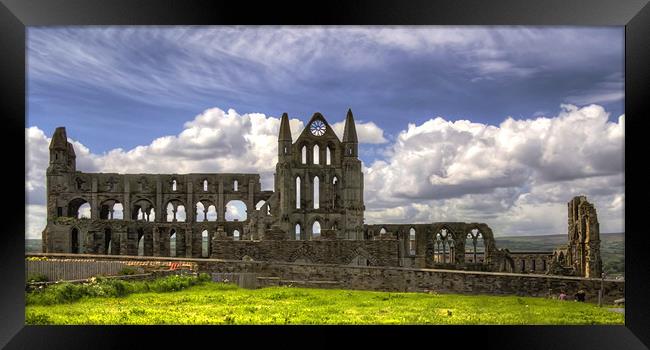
41, 123, 600, 279
194, 259, 624, 304
364, 222, 500, 270
42, 127, 276, 255
548, 196, 603, 278
211, 237, 399, 266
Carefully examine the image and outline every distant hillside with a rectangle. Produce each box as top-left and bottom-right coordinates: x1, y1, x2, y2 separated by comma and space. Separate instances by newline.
25, 239, 42, 254
495, 232, 624, 278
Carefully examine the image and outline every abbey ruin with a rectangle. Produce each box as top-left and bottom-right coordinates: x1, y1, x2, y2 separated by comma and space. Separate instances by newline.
42, 110, 601, 278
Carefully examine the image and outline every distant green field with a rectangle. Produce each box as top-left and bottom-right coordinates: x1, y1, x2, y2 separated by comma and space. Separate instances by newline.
495, 232, 624, 278
26, 282, 624, 325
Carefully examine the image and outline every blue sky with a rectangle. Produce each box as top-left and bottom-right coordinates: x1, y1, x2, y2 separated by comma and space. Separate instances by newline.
25, 26, 625, 238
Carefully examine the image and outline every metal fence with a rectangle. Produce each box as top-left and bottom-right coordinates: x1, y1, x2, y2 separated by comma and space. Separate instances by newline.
26, 260, 136, 281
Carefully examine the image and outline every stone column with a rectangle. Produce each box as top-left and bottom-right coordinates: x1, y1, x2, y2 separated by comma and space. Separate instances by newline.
91, 177, 99, 219
186, 177, 193, 223
123, 176, 130, 221
185, 228, 192, 258
119, 230, 128, 256
156, 177, 162, 223
153, 226, 160, 256
218, 180, 225, 220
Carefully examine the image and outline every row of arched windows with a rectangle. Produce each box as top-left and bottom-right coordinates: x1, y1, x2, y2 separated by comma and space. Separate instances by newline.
301, 145, 333, 165
170, 179, 239, 192
295, 176, 338, 209
294, 222, 321, 240
67, 199, 248, 222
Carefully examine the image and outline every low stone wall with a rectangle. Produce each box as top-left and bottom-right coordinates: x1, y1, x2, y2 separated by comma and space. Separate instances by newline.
211, 239, 400, 267
195, 259, 625, 304
27, 253, 624, 304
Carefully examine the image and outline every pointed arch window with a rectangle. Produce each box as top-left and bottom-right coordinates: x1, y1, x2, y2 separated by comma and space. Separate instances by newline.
312, 221, 321, 239
313, 176, 319, 209
172, 179, 177, 191
301, 146, 307, 164
295, 224, 301, 240
233, 180, 238, 191
296, 177, 301, 209
203, 180, 208, 191
326, 146, 331, 165
313, 145, 320, 164
409, 228, 416, 255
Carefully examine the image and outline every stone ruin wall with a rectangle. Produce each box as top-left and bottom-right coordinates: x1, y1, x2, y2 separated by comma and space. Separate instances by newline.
211, 238, 400, 266
42, 122, 600, 277
193, 258, 625, 304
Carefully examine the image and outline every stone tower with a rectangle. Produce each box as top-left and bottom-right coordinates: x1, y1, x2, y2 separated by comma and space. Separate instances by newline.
43, 127, 79, 252
567, 196, 603, 278
273, 110, 365, 240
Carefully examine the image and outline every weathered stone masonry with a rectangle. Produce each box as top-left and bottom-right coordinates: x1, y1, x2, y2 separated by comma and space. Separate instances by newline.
41, 110, 597, 278
26, 253, 624, 304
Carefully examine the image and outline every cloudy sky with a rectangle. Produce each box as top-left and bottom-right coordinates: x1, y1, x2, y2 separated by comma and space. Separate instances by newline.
26, 26, 624, 239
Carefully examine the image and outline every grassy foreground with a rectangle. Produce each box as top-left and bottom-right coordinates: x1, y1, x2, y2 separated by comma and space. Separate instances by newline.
26, 280, 623, 325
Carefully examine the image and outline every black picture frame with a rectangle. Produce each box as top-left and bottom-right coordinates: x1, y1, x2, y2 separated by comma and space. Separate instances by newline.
3, 0, 649, 348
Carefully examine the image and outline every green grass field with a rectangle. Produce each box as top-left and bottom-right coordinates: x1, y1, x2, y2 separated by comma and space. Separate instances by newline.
26, 281, 624, 325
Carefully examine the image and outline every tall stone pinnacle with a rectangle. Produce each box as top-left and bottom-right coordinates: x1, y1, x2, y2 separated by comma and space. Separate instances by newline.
342, 108, 358, 143
50, 127, 68, 150
278, 112, 292, 141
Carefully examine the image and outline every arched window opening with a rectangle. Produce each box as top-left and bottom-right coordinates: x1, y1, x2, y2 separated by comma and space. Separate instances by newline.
313, 145, 320, 164
225, 200, 247, 221
176, 205, 186, 222
169, 229, 177, 257
196, 202, 206, 222
112, 203, 123, 220
295, 224, 301, 240
233, 230, 240, 241
172, 179, 177, 191
313, 176, 320, 209
434, 229, 454, 264
326, 146, 331, 165
166, 203, 175, 222
312, 221, 321, 240
409, 228, 416, 255
132, 200, 153, 222
206, 205, 217, 221
233, 180, 238, 191
201, 230, 209, 258
301, 146, 307, 164
68, 198, 91, 219
332, 176, 338, 185
296, 177, 301, 209
521, 259, 526, 272
71, 228, 80, 253
465, 229, 485, 264
78, 202, 91, 219
203, 180, 208, 192
380, 228, 387, 234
